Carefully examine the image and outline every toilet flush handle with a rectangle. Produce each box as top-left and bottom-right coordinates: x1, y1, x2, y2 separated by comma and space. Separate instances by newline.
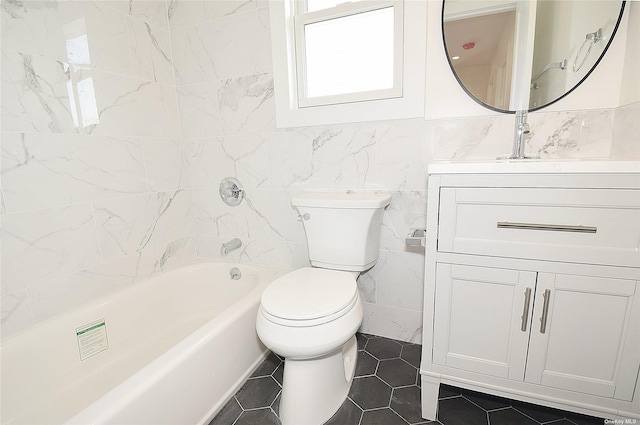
297, 213, 310, 221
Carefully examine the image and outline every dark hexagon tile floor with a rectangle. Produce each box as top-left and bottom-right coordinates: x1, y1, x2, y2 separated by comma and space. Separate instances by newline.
209, 333, 605, 425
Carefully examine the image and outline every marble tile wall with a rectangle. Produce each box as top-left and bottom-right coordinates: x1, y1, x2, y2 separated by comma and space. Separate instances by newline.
2, 0, 637, 342
1, 0, 193, 339
612, 101, 640, 159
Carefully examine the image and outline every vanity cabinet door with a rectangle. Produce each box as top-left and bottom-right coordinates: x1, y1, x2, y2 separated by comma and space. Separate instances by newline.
525, 273, 640, 401
433, 263, 536, 380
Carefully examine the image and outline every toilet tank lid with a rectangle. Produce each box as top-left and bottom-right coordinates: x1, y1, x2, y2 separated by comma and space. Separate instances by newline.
291, 192, 391, 209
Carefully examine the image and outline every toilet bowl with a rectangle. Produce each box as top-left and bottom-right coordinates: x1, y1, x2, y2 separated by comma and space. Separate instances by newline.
256, 268, 362, 425
256, 192, 390, 425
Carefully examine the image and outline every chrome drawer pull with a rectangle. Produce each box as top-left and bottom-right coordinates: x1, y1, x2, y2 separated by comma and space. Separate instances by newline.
540, 289, 551, 334
521, 287, 532, 332
497, 221, 597, 233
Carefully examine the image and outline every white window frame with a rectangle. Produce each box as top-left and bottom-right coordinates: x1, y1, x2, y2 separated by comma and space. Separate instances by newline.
269, 0, 427, 128
294, 1, 403, 108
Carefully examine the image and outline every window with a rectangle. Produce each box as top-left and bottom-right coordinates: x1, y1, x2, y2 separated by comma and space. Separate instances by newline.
295, 1, 402, 107
269, 0, 427, 127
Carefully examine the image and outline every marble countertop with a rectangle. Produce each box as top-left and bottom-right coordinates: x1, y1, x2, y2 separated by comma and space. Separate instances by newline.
428, 159, 640, 175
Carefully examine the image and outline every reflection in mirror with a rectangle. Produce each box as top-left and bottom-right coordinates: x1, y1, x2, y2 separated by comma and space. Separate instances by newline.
443, 4, 517, 111
529, 1, 623, 109
442, 0, 626, 113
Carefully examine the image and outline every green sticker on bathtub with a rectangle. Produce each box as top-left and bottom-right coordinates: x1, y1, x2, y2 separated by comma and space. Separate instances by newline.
76, 319, 108, 361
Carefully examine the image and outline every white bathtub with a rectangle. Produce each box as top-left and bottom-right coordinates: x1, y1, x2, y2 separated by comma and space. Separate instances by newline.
1, 261, 287, 425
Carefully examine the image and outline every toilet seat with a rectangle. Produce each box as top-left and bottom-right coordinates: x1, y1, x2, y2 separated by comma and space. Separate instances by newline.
260, 268, 358, 327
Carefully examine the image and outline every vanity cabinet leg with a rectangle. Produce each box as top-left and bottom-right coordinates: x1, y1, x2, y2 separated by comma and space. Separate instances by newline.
420, 374, 440, 421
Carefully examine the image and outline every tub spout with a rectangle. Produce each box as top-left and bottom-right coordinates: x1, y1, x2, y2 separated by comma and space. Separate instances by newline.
221, 238, 242, 256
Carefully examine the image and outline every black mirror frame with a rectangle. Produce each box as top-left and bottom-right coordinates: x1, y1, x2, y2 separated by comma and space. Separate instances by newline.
441, 0, 627, 114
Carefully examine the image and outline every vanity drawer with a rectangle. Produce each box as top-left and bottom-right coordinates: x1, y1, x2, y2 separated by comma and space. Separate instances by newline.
437, 187, 640, 267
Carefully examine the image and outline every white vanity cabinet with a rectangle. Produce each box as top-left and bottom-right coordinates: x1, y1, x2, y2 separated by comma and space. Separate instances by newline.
420, 162, 640, 421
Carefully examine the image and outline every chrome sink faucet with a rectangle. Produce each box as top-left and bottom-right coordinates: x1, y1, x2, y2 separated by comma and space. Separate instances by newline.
501, 110, 538, 160
514, 110, 530, 158
221, 238, 242, 256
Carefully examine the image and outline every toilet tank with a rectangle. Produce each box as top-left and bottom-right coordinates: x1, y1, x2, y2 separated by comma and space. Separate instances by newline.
292, 192, 391, 272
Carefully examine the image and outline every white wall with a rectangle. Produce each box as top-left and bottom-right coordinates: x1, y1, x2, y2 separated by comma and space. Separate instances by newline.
620, 1, 640, 106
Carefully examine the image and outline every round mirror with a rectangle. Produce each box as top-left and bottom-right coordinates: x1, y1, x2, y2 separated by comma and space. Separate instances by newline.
442, 0, 626, 113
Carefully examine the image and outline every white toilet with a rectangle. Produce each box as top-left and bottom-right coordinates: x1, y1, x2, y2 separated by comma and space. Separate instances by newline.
256, 191, 391, 425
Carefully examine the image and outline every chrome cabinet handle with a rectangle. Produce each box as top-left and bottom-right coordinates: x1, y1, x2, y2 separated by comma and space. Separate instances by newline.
497, 221, 597, 234
540, 289, 551, 334
521, 287, 532, 332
